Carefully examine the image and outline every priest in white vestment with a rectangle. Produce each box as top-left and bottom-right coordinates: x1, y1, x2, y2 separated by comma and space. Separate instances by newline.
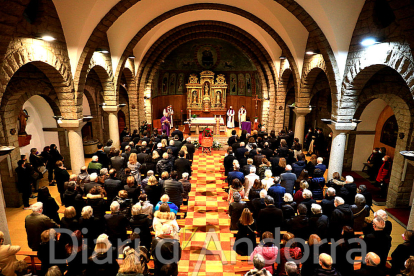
238, 105, 247, 128
227, 106, 235, 128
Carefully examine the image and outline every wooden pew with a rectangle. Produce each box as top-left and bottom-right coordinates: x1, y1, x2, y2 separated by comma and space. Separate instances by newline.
16, 251, 40, 273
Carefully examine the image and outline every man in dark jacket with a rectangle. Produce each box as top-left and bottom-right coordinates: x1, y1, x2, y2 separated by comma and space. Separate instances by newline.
344, 175, 357, 205
25, 202, 59, 251
257, 196, 284, 236
267, 177, 286, 208
363, 217, 392, 269
93, 144, 110, 168
174, 151, 192, 179
262, 142, 273, 160
104, 201, 129, 246
172, 135, 183, 150
280, 165, 297, 195
137, 147, 148, 165
229, 192, 246, 230
309, 203, 329, 240
223, 149, 236, 176
156, 152, 173, 175
286, 203, 310, 240
321, 187, 336, 219
54, 160, 69, 203
236, 142, 248, 161
183, 137, 195, 161
166, 140, 179, 158
330, 196, 354, 241
163, 171, 184, 208
16, 160, 32, 209
355, 252, 386, 276
292, 154, 307, 178
227, 163, 244, 188
314, 253, 342, 276
110, 150, 125, 172
357, 185, 372, 207
227, 130, 238, 147
253, 148, 265, 168
104, 169, 122, 203
171, 126, 184, 142
251, 189, 267, 220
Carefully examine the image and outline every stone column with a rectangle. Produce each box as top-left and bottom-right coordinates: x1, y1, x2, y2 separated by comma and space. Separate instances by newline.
58, 120, 86, 175
0, 153, 14, 245
327, 122, 357, 180
293, 107, 311, 144
102, 106, 120, 149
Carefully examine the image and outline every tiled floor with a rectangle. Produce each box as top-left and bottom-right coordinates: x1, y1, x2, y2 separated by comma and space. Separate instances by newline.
5, 150, 407, 274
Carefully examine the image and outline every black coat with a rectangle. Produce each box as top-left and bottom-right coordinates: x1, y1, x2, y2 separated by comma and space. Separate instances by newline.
250, 198, 266, 220
37, 196, 61, 224
354, 264, 386, 276
364, 230, 392, 268
156, 158, 172, 175
313, 268, 342, 276
281, 202, 296, 221
309, 213, 329, 240
234, 222, 257, 256
63, 190, 78, 207
94, 150, 109, 168
85, 251, 119, 276
301, 198, 317, 217
223, 154, 236, 176
129, 214, 152, 250
330, 204, 354, 240
174, 157, 192, 179
145, 184, 163, 207
163, 179, 184, 207
104, 212, 129, 242
184, 142, 195, 161
257, 205, 284, 234
171, 129, 184, 141
229, 201, 247, 230
321, 196, 335, 219
15, 166, 31, 193
104, 178, 122, 203
151, 236, 182, 275
391, 242, 414, 275
54, 167, 69, 193
227, 136, 238, 147
287, 215, 310, 240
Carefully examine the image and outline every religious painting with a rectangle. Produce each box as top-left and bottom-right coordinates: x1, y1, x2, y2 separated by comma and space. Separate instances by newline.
169, 73, 176, 94
196, 45, 218, 69
162, 73, 169, 95
176, 73, 184, 94
230, 73, 237, 95
238, 74, 245, 95
380, 115, 398, 147
255, 73, 262, 98
152, 70, 159, 97
246, 73, 252, 96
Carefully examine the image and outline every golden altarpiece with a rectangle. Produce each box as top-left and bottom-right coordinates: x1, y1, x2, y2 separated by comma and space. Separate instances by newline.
186, 71, 227, 114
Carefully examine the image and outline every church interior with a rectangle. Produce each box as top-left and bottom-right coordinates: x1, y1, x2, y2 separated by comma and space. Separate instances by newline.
1, 0, 414, 275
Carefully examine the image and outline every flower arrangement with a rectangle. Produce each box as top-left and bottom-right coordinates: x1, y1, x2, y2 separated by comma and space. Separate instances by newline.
212, 140, 222, 150
191, 114, 197, 118
192, 140, 200, 148
203, 127, 213, 137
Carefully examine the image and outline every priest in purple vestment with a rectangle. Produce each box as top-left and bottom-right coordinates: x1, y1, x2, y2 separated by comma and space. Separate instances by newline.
161, 115, 170, 136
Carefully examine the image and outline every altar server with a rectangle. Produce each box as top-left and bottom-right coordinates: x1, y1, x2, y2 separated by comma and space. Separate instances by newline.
227, 106, 235, 128
238, 105, 247, 128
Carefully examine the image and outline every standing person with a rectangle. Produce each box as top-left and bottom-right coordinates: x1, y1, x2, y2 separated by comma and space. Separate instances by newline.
375, 155, 392, 198
391, 230, 414, 275
227, 106, 235, 129
174, 151, 191, 179
363, 217, 392, 269
163, 105, 174, 129
29, 148, 44, 192
103, 140, 113, 156
104, 169, 123, 203
37, 186, 61, 224
24, 202, 59, 251
0, 231, 20, 276
15, 160, 32, 209
257, 196, 284, 237
280, 165, 297, 195
40, 146, 54, 186
304, 128, 314, 155
233, 208, 256, 256
54, 161, 69, 204
163, 171, 184, 209
238, 105, 247, 128
94, 144, 109, 169
160, 114, 170, 137
49, 144, 63, 185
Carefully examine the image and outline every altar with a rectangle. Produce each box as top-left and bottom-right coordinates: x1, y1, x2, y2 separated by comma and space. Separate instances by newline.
189, 117, 225, 135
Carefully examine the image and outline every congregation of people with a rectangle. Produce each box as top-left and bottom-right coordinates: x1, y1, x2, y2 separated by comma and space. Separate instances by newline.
1, 125, 409, 276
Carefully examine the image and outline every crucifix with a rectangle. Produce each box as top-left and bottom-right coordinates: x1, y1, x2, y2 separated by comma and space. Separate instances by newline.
253, 94, 261, 110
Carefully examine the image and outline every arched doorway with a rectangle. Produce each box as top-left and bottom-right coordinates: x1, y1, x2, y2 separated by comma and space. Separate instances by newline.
118, 110, 126, 134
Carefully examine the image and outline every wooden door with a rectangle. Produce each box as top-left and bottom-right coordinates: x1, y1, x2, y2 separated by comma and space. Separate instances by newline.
118, 110, 126, 134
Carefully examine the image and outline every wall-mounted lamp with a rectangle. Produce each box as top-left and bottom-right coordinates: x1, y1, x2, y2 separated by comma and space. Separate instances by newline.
360, 37, 382, 47
128, 55, 135, 59
321, 118, 335, 125
83, 115, 93, 122
36, 34, 56, 41
53, 115, 64, 124
95, 48, 109, 54
98, 103, 107, 107
118, 103, 127, 108
279, 56, 287, 60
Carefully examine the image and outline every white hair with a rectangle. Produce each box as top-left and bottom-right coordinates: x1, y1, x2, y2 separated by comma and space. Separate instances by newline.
182, 172, 189, 179
375, 209, 388, 221
283, 193, 293, 202
131, 203, 142, 216
147, 170, 154, 176
81, 206, 93, 219
125, 146, 131, 151
265, 169, 272, 178
169, 140, 175, 146
142, 141, 147, 146
317, 157, 323, 164
259, 189, 267, 198
240, 142, 245, 147
31, 202, 43, 212
100, 168, 108, 175
157, 143, 162, 148
327, 187, 336, 196
302, 189, 312, 199
334, 196, 345, 206
250, 166, 256, 173
92, 155, 99, 162
311, 203, 322, 214
234, 163, 240, 170
345, 175, 354, 184
110, 201, 120, 212
285, 164, 292, 171
186, 137, 191, 142
95, 234, 111, 253
162, 152, 169, 158
89, 173, 98, 182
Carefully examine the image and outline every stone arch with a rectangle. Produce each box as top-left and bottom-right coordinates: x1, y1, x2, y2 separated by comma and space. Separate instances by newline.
300, 58, 329, 107
274, 67, 293, 130
135, 23, 277, 126
339, 44, 414, 121
120, 68, 138, 130
87, 62, 116, 106
0, 47, 75, 118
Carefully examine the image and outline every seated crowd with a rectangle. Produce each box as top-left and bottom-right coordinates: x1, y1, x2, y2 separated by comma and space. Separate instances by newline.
1, 126, 410, 276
